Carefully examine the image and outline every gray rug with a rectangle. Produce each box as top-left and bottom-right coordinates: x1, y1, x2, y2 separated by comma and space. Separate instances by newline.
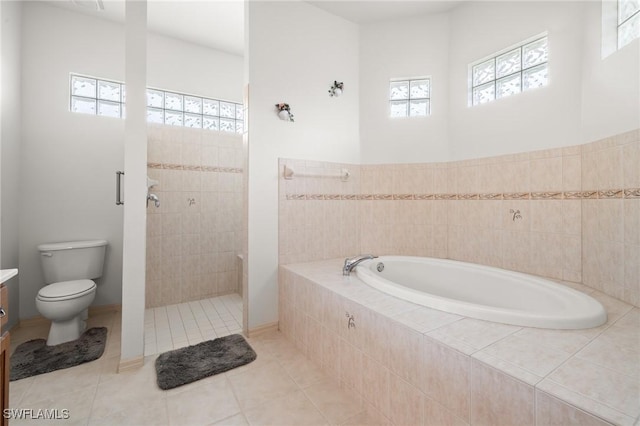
10, 327, 107, 381
155, 334, 256, 390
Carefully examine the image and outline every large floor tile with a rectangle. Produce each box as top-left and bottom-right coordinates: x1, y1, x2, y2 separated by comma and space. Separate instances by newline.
243, 389, 328, 426
303, 379, 363, 425
227, 360, 299, 410
166, 376, 241, 425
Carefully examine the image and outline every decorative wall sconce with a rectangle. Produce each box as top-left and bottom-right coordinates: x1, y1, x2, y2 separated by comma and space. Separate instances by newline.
328, 81, 344, 97
275, 103, 294, 122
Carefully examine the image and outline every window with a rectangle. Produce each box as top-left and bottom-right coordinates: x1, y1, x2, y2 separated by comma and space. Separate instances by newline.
618, 0, 640, 49
69, 74, 244, 133
389, 78, 430, 117
469, 35, 548, 106
70, 75, 124, 118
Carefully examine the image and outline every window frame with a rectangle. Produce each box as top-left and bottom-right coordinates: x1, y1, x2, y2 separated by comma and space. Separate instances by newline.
468, 33, 549, 107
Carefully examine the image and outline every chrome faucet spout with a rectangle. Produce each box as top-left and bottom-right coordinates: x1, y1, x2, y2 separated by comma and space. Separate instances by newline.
343, 254, 378, 276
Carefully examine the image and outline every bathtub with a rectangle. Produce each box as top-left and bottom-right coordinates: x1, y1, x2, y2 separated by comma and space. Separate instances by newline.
355, 256, 607, 329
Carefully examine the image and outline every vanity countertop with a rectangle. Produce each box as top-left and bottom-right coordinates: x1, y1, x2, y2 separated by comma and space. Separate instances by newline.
0, 269, 18, 284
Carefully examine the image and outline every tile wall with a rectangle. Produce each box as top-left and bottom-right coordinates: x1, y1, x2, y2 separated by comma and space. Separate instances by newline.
146, 124, 243, 308
582, 132, 640, 306
278, 128, 640, 307
278, 159, 362, 265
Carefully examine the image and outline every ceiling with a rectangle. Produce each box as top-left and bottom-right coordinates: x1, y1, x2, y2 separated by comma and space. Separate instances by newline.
48, 0, 465, 56
48, 0, 245, 56
308, 1, 465, 24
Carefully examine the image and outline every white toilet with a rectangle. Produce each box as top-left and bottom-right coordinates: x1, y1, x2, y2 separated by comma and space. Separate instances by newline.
36, 239, 107, 346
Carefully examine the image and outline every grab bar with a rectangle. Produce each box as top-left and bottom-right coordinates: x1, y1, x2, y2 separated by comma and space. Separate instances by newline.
283, 165, 350, 181
115, 171, 124, 205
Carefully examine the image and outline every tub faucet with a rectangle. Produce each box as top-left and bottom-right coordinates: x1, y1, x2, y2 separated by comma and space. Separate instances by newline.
343, 254, 377, 276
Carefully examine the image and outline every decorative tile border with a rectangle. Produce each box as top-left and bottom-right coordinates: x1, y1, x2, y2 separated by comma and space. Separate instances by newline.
531, 192, 563, 200
284, 189, 640, 201
598, 189, 623, 199
625, 188, 640, 198
480, 193, 503, 200
459, 193, 479, 200
147, 163, 243, 173
503, 192, 531, 200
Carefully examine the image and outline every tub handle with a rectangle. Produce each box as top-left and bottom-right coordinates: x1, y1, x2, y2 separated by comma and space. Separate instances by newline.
41, 252, 53, 257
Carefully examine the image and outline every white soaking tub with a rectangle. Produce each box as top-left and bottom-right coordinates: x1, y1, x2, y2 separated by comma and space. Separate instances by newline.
355, 256, 606, 329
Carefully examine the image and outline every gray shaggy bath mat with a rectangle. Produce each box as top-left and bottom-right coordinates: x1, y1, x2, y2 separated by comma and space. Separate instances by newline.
10, 327, 107, 381
155, 334, 256, 390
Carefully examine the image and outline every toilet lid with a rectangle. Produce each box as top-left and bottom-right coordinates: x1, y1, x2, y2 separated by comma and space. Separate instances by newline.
38, 279, 96, 300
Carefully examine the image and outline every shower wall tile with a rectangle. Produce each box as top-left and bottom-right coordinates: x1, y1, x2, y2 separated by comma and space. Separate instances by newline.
500, 158, 531, 193
623, 140, 640, 189
624, 200, 640, 245
433, 165, 451, 193
530, 156, 562, 192
146, 126, 243, 308
563, 154, 582, 191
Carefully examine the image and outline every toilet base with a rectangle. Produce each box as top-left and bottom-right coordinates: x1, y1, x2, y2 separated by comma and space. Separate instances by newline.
46, 315, 84, 346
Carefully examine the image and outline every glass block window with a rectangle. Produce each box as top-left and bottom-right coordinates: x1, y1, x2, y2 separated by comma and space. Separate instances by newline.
618, 0, 640, 49
469, 35, 548, 106
69, 73, 244, 133
389, 78, 431, 118
71, 75, 124, 118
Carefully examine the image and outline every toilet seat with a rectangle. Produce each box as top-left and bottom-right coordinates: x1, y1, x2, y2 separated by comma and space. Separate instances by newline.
37, 279, 96, 301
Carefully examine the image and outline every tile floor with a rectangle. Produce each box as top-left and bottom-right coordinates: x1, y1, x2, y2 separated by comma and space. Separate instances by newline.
8, 294, 371, 426
144, 294, 243, 356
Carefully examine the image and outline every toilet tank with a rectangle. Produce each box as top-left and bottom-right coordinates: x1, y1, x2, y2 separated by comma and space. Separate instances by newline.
38, 240, 108, 284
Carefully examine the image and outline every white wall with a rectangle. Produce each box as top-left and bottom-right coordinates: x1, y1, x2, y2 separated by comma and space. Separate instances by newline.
19, 2, 126, 319
1, 0, 22, 329
359, 12, 450, 164
447, 1, 585, 160
246, 1, 360, 329
358, 1, 637, 162
580, 1, 640, 142
121, 0, 147, 364
147, 32, 243, 103
18, 2, 244, 319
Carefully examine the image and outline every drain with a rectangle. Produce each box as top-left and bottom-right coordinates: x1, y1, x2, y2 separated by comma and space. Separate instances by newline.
376, 262, 385, 272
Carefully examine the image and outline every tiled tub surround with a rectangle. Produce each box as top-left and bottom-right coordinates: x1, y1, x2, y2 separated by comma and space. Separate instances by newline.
146, 124, 243, 308
280, 260, 640, 425
279, 129, 640, 307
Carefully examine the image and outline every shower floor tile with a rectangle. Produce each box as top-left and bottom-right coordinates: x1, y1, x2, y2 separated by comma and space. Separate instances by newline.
144, 293, 243, 356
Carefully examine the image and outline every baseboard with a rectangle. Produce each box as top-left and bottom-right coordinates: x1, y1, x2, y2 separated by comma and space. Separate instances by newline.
247, 321, 278, 338
89, 304, 122, 315
17, 316, 50, 329
17, 304, 122, 329
118, 356, 144, 372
